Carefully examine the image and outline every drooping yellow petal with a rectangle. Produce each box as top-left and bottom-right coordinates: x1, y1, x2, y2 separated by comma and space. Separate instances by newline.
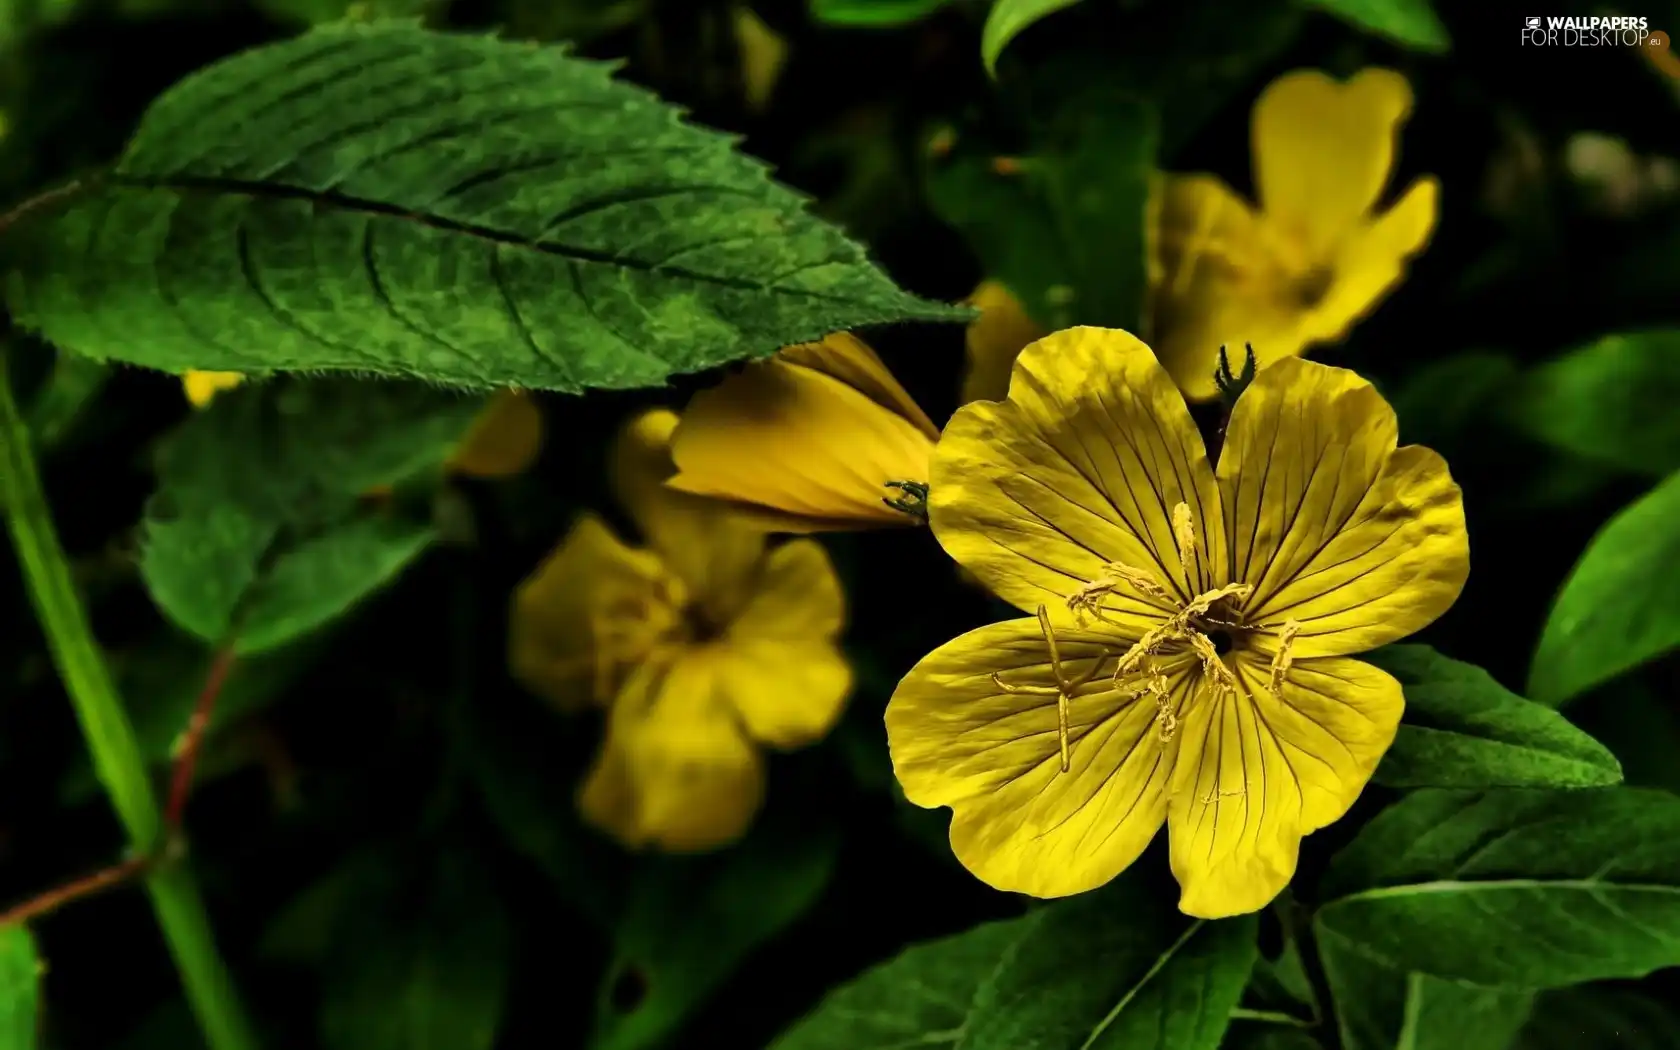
1166, 653, 1402, 918
886, 618, 1180, 898
578, 655, 766, 852
716, 539, 851, 748
1252, 68, 1416, 261
777, 332, 941, 439
446, 390, 543, 478
612, 408, 765, 617
929, 326, 1226, 623
508, 514, 680, 711
182, 371, 244, 408
1218, 358, 1468, 658
961, 280, 1046, 405
1298, 176, 1440, 348
1148, 174, 1310, 400
667, 355, 936, 531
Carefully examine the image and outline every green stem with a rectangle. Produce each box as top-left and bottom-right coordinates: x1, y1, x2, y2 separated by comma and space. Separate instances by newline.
0, 345, 259, 1050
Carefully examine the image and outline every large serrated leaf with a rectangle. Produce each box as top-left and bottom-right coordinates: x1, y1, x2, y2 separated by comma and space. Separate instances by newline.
1317, 788, 1680, 988
4, 23, 966, 391
770, 875, 1256, 1050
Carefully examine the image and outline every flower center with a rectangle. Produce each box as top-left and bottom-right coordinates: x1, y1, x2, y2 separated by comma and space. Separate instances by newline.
1206, 627, 1235, 655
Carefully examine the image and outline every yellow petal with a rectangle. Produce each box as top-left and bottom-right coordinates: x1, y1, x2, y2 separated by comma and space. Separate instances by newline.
1299, 176, 1439, 347
446, 390, 543, 478
612, 409, 766, 616
929, 326, 1226, 624
1167, 653, 1402, 918
1252, 68, 1415, 260
960, 280, 1046, 405
182, 371, 244, 408
778, 332, 941, 439
578, 655, 765, 852
886, 618, 1177, 898
1218, 358, 1469, 658
1148, 175, 1310, 401
508, 514, 679, 711
717, 538, 851, 747
667, 356, 936, 531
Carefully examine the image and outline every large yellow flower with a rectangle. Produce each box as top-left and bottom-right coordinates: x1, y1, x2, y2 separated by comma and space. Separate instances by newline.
510, 409, 852, 851
1150, 68, 1439, 401
666, 332, 940, 531
180, 371, 543, 479
886, 327, 1467, 918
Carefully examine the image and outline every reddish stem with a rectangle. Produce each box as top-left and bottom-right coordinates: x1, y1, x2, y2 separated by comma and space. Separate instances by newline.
164, 648, 237, 829
0, 854, 151, 927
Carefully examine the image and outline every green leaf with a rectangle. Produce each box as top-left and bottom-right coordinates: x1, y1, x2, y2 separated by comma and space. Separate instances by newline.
1514, 986, 1680, 1050
1365, 645, 1622, 789
1506, 331, 1680, 478
1221, 1028, 1322, 1050
1528, 470, 1680, 706
0, 926, 41, 1049
1316, 932, 1533, 1050
1317, 787, 1680, 988
926, 94, 1157, 332
770, 876, 1257, 1050
1302, 0, 1450, 52
138, 376, 482, 652
981, 0, 1087, 75
5, 23, 965, 392
259, 848, 393, 965
257, 0, 440, 28
591, 820, 839, 1050
811, 0, 956, 27
321, 849, 511, 1050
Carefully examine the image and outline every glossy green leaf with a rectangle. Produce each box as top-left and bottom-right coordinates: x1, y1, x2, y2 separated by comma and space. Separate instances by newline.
1318, 788, 1680, 988
811, 0, 955, 27
1506, 330, 1680, 477
1514, 986, 1680, 1050
1316, 930, 1532, 1050
1366, 645, 1622, 789
770, 876, 1257, 1050
138, 376, 482, 652
591, 820, 839, 1050
1302, 0, 1449, 52
981, 0, 1087, 75
4, 23, 965, 392
1528, 470, 1680, 706
320, 850, 511, 1050
0, 926, 40, 1050
926, 95, 1156, 332
1221, 1028, 1322, 1050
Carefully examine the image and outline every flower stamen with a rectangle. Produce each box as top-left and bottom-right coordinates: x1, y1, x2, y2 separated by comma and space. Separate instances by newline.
1268, 619, 1302, 694
1068, 562, 1172, 623
990, 605, 1108, 773
1188, 630, 1238, 693
1172, 502, 1197, 570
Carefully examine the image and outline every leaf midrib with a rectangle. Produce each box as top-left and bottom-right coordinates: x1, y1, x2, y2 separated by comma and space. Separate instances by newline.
74, 172, 920, 307
1326, 878, 1680, 904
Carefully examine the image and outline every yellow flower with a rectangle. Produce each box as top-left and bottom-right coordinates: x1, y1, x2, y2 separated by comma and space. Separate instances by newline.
960, 280, 1047, 405
181, 371, 542, 479
510, 409, 852, 851
182, 370, 245, 407
885, 327, 1468, 918
1150, 68, 1439, 401
667, 332, 940, 532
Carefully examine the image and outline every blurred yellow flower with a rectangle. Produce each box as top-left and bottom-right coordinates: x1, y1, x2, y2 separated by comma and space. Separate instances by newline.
1150, 68, 1439, 401
886, 327, 1467, 918
181, 371, 541, 480
510, 409, 851, 851
733, 4, 789, 113
959, 280, 1046, 405
667, 332, 940, 532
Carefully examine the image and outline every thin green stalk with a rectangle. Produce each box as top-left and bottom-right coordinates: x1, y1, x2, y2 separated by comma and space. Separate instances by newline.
0, 345, 259, 1050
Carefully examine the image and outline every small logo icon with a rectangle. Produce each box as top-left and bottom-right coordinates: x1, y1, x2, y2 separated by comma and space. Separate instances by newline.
1526, 16, 1542, 28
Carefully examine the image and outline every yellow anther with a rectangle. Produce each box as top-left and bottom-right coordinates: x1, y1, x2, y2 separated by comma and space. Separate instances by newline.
1268, 619, 1302, 695
1182, 582, 1252, 619
1172, 502, 1197, 570
1201, 785, 1248, 806
1188, 630, 1238, 692
1068, 562, 1171, 623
